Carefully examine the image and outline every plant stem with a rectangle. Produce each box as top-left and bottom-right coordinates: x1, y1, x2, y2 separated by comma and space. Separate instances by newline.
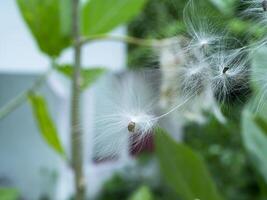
0, 70, 51, 120
71, 0, 86, 200
79, 34, 164, 47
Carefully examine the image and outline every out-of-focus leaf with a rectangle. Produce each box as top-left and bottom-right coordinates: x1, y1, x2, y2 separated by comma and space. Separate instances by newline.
244, 45, 267, 184
56, 64, 107, 90
251, 46, 267, 91
155, 128, 223, 200
254, 115, 267, 136
0, 188, 19, 200
242, 109, 267, 183
228, 19, 266, 38
249, 46, 267, 113
28, 94, 65, 158
16, 0, 71, 57
82, 0, 148, 36
128, 185, 153, 200
60, 0, 72, 36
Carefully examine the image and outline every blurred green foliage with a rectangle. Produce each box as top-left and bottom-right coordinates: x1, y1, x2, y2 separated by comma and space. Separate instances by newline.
184, 114, 265, 200
128, 186, 154, 200
240, 47, 267, 197
155, 128, 223, 200
17, 0, 71, 57
127, 0, 267, 68
128, 0, 187, 68
0, 188, 20, 200
95, 156, 178, 200
28, 93, 66, 158
242, 109, 267, 188
82, 0, 148, 36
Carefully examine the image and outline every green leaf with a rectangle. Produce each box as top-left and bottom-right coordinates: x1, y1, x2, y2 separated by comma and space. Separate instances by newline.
28, 94, 65, 158
60, 0, 72, 36
82, 0, 148, 36
0, 188, 20, 200
242, 109, 267, 183
155, 128, 223, 200
251, 46, 267, 91
254, 115, 267, 136
16, 0, 71, 57
56, 64, 107, 90
248, 46, 267, 112
228, 19, 267, 38
128, 185, 153, 200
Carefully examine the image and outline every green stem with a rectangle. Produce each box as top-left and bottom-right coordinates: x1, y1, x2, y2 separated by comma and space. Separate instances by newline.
79, 34, 164, 47
0, 92, 28, 120
0, 70, 51, 120
71, 0, 86, 199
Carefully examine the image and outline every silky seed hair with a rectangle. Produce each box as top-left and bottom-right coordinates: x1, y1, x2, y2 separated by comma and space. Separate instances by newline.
248, 46, 267, 110
93, 72, 158, 158
242, 0, 267, 28
183, 0, 228, 55
209, 49, 250, 103
157, 37, 226, 123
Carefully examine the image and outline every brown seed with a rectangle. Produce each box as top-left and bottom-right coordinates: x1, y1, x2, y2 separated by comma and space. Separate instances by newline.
223, 67, 230, 74
128, 121, 136, 133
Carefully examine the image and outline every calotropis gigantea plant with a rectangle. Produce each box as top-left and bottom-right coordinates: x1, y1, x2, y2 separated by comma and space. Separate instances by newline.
3, 0, 267, 199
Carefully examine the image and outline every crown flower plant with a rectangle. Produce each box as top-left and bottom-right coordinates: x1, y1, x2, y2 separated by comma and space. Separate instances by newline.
3, 0, 267, 199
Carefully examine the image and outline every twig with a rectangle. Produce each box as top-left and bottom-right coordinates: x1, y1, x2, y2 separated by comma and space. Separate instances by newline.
0, 70, 51, 120
79, 34, 164, 47
71, 0, 86, 199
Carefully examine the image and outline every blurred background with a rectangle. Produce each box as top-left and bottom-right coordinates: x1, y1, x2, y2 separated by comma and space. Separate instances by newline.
1, 0, 267, 200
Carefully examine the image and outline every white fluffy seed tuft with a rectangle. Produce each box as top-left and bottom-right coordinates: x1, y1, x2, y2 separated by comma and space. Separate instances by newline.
93, 72, 157, 158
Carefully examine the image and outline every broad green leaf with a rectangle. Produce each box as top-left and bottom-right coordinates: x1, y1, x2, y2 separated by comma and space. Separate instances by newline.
155, 128, 222, 200
56, 64, 107, 90
254, 115, 267, 136
244, 46, 267, 184
251, 46, 267, 91
242, 109, 267, 183
60, 0, 72, 36
17, 0, 71, 57
249, 46, 267, 113
128, 185, 153, 200
28, 94, 65, 158
82, 0, 148, 36
0, 188, 20, 200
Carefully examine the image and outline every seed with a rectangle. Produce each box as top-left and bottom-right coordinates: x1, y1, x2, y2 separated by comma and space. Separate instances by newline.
128, 121, 136, 133
223, 67, 230, 74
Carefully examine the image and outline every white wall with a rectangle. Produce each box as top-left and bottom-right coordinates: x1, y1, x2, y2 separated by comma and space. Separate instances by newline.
0, 75, 62, 199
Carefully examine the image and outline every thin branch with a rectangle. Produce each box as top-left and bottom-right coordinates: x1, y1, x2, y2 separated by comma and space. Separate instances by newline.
0, 92, 28, 120
71, 0, 86, 200
79, 34, 165, 47
0, 70, 51, 120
